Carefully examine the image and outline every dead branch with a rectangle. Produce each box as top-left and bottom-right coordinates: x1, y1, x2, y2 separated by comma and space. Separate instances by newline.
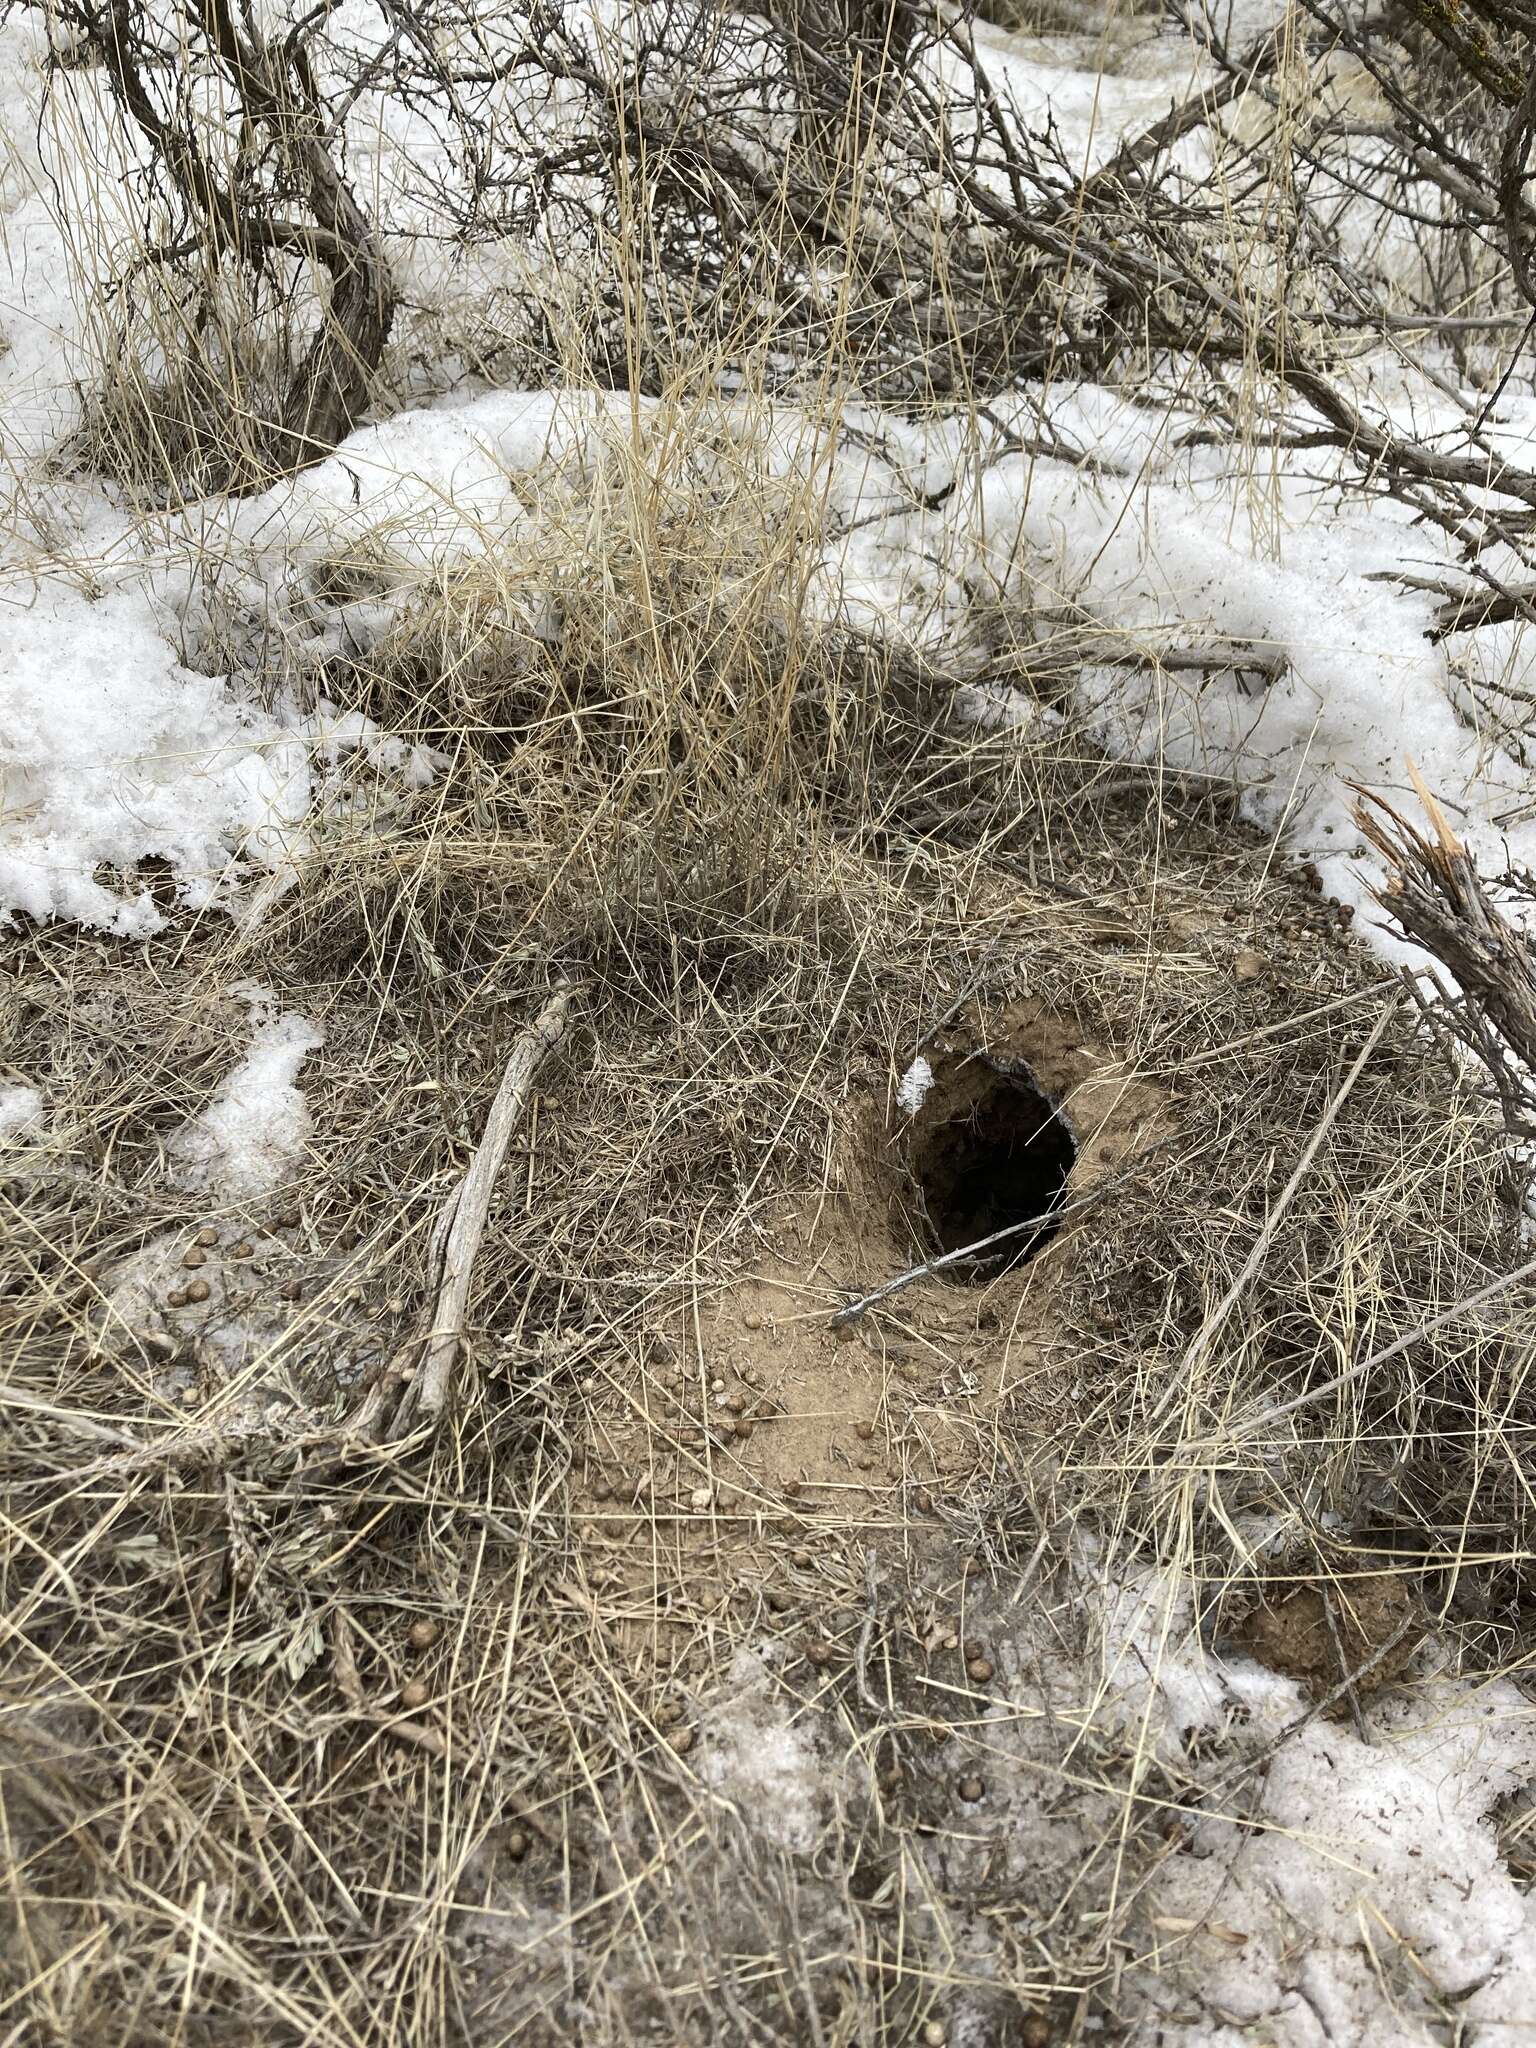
350, 982, 581, 1443
1356, 765, 1536, 1138
36, 0, 394, 489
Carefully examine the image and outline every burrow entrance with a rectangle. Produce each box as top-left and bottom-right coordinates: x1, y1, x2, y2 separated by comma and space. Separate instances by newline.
911, 1069, 1077, 1279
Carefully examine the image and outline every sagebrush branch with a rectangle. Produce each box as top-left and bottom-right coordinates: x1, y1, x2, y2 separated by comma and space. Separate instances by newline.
1357, 765, 1536, 1138
351, 983, 581, 1444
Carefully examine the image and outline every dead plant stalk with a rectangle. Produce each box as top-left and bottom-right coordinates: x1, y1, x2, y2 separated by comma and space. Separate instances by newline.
352, 982, 581, 1441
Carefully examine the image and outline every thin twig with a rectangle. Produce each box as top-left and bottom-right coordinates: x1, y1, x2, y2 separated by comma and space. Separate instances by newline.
829, 1156, 1159, 1328
1320, 1584, 1372, 1747
1228, 1247, 1536, 1440
1204, 1618, 1419, 1806
854, 1546, 887, 1721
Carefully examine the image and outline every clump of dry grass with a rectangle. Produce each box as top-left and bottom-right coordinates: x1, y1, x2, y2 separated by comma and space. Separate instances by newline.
66, 329, 296, 502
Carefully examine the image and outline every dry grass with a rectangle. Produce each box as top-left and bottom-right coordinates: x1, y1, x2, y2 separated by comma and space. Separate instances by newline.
5, 421, 1533, 2038
5, 10, 1536, 2045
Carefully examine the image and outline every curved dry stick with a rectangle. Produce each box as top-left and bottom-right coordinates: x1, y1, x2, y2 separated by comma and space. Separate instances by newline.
353, 982, 580, 1442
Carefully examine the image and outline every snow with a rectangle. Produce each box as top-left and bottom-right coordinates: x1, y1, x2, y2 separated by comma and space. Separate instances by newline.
0, 586, 309, 934
698, 1649, 828, 1855
1138, 1670, 1536, 2046
998, 1562, 1536, 2046
0, 1082, 43, 1141
897, 1055, 936, 1114
168, 990, 322, 1199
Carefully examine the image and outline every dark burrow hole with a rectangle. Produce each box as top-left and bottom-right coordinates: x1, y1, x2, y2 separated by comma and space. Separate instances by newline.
913, 1071, 1077, 1278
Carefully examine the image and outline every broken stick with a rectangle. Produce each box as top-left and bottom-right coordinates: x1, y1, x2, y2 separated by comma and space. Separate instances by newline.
353, 981, 580, 1442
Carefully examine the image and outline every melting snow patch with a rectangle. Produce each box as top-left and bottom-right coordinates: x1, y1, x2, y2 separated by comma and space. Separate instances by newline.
1140, 1674, 1536, 2046
0, 1081, 43, 1142
169, 989, 323, 1199
0, 586, 309, 935
897, 1055, 935, 1115
699, 1649, 828, 1855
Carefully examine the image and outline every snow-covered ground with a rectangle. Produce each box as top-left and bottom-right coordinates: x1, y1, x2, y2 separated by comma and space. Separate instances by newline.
697, 1565, 1536, 2047
1, 6, 1532, 954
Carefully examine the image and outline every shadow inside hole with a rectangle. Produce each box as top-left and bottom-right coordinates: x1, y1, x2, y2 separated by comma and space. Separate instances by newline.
913, 1072, 1076, 1278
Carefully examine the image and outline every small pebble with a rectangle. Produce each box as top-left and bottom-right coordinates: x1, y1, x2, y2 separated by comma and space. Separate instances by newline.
966, 1657, 994, 1684
504, 1827, 530, 1861
194, 1226, 219, 1248
182, 1247, 206, 1270
710, 1376, 726, 1395
186, 1278, 211, 1305
399, 1679, 429, 1711
922, 2023, 948, 2048
743, 1313, 763, 1331
956, 1774, 985, 1803
407, 1618, 440, 1650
